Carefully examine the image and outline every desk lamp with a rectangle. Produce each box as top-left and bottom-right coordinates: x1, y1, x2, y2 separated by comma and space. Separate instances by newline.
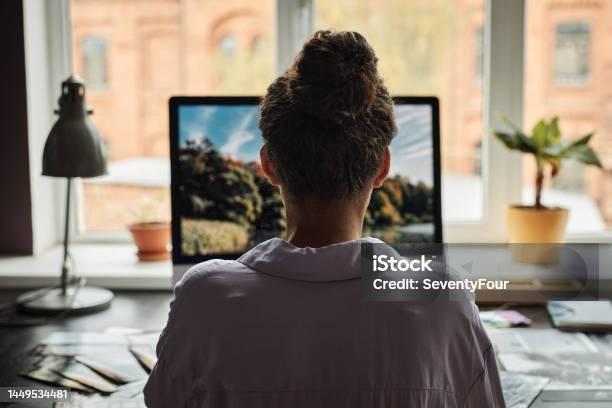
18, 75, 113, 315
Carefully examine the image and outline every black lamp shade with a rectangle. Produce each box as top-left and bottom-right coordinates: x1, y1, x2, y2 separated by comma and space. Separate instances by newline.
42, 75, 107, 178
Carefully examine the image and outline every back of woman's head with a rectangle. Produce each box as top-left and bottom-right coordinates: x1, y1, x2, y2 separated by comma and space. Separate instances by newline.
259, 30, 396, 199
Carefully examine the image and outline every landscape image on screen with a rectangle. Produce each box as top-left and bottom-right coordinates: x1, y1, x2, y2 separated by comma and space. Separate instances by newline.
177, 104, 435, 256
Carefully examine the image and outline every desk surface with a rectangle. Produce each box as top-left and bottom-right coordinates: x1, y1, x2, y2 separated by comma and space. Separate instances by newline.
0, 290, 172, 407
0, 290, 565, 407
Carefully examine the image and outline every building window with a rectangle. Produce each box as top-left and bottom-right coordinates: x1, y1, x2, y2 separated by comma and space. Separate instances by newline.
475, 25, 484, 86
554, 22, 591, 86
219, 35, 237, 55
70, 1, 275, 232
82, 36, 108, 89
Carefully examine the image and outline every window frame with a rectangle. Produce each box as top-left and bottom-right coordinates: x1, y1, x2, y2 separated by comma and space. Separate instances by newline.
23, 0, 73, 254
442, 0, 524, 243
35, 0, 608, 248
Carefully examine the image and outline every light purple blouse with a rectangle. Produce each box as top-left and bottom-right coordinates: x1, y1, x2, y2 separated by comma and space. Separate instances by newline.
144, 237, 505, 407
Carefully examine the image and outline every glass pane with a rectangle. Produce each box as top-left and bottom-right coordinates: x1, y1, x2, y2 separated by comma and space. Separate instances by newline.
524, 1, 611, 234
81, 36, 108, 89
554, 22, 591, 85
69, 0, 276, 231
316, 0, 486, 222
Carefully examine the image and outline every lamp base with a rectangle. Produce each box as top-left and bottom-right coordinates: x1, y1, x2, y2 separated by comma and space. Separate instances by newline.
17, 287, 113, 315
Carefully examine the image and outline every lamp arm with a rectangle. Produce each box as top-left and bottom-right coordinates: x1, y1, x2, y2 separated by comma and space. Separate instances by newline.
61, 177, 72, 294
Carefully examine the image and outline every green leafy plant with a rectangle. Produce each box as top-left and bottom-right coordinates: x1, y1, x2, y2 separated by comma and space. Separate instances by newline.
492, 116, 602, 209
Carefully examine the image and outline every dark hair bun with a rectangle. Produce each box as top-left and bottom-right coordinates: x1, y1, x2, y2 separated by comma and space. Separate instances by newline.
287, 30, 380, 123
259, 30, 396, 198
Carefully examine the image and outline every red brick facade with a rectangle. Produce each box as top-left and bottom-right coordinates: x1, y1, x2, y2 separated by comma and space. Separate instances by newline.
71, 0, 612, 230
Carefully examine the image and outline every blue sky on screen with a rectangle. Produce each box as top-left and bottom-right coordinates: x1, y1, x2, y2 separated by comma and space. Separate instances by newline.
179, 105, 262, 163
178, 104, 433, 185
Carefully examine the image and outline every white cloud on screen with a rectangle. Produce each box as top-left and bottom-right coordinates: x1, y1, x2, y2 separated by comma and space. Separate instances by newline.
219, 130, 255, 157
390, 151, 433, 185
186, 128, 205, 145
219, 110, 256, 158
395, 106, 431, 128
389, 105, 434, 184
198, 107, 214, 123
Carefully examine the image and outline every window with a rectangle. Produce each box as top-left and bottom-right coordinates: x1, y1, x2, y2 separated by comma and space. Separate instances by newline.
524, 2, 611, 235
50, 0, 609, 245
219, 35, 237, 55
316, 0, 486, 223
553, 22, 591, 86
81, 36, 108, 89
69, 0, 276, 232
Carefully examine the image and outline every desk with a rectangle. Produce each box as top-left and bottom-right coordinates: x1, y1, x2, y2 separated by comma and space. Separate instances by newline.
0, 290, 597, 407
0, 290, 172, 407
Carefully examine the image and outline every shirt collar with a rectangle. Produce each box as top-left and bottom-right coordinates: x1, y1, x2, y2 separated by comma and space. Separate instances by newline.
237, 237, 385, 282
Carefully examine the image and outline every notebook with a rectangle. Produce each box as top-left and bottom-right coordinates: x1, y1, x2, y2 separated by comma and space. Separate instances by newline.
547, 300, 612, 332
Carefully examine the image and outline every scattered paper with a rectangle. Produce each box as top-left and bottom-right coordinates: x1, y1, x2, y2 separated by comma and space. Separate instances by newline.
498, 352, 612, 390
54, 380, 147, 408
76, 351, 148, 384
488, 328, 597, 354
40, 332, 127, 346
21, 366, 95, 394
26, 328, 156, 398
500, 372, 548, 408
38, 356, 118, 394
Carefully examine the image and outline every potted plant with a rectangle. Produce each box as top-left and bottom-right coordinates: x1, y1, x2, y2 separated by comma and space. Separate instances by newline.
128, 194, 171, 261
492, 117, 602, 243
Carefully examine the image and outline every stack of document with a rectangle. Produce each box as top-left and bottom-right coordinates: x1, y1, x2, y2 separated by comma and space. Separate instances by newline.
21, 327, 161, 405
488, 328, 612, 404
500, 372, 549, 408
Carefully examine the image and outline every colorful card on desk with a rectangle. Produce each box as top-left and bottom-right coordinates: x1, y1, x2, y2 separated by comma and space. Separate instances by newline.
480, 310, 532, 329
496, 310, 532, 326
547, 300, 612, 332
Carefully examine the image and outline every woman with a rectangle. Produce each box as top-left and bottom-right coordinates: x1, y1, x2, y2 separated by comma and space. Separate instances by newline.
144, 30, 504, 407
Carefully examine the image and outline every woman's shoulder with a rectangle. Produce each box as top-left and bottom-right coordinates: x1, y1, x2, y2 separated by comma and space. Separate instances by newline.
177, 259, 253, 290
184, 258, 244, 277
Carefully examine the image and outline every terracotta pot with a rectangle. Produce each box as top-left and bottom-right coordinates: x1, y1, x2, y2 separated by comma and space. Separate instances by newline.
507, 206, 568, 265
128, 222, 171, 261
507, 206, 568, 243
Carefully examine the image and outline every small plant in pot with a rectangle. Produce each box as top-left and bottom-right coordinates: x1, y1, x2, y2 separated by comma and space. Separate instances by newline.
492, 117, 602, 243
128, 194, 171, 261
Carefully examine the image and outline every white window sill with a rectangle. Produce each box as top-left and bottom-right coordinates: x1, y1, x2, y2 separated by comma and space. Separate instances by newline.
0, 244, 172, 290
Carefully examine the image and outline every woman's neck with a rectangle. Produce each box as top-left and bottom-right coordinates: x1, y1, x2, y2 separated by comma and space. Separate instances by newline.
283, 194, 369, 248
